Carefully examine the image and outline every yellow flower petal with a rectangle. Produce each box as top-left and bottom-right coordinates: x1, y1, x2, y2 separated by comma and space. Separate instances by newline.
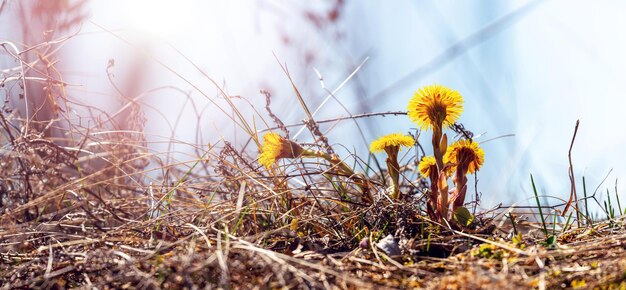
418, 155, 455, 177
443, 139, 484, 174
370, 133, 415, 153
418, 156, 437, 177
258, 132, 304, 169
407, 84, 463, 130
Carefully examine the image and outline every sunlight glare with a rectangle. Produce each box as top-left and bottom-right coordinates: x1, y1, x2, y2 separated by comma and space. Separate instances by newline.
121, 0, 198, 38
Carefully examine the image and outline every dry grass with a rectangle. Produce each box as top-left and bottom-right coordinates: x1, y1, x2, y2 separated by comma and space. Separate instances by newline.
1, 86, 624, 290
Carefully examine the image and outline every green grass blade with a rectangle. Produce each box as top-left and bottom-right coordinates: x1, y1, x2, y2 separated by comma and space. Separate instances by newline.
583, 176, 592, 226
531, 174, 548, 235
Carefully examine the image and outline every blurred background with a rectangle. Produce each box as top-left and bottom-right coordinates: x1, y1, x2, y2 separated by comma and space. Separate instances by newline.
1, 0, 625, 211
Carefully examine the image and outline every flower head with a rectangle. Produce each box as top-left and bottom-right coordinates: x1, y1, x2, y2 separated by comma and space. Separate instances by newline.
443, 139, 484, 174
258, 132, 305, 169
418, 155, 455, 178
407, 84, 463, 130
418, 156, 437, 178
370, 133, 415, 154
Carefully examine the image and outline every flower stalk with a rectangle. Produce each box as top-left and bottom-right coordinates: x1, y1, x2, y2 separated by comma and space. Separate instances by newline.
444, 139, 485, 211
419, 155, 455, 220
408, 84, 463, 220
370, 133, 415, 200
258, 132, 372, 202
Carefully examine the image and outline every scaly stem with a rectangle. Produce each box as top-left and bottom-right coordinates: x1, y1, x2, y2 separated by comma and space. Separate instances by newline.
452, 165, 468, 211
431, 124, 450, 220
437, 170, 449, 220
432, 126, 443, 170
305, 150, 355, 177
385, 151, 401, 200
428, 168, 440, 220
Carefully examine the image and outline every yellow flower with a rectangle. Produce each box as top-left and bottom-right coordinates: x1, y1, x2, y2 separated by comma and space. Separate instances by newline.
418, 155, 454, 177
258, 132, 305, 169
444, 139, 484, 174
369, 133, 415, 153
407, 84, 463, 130
370, 133, 415, 200
418, 156, 437, 177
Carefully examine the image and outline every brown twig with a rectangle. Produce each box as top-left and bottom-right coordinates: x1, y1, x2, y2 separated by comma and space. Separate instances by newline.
261, 89, 289, 138
562, 120, 580, 228
258, 111, 408, 133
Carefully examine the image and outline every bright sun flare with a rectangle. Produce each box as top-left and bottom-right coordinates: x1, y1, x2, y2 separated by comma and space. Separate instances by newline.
121, 0, 198, 37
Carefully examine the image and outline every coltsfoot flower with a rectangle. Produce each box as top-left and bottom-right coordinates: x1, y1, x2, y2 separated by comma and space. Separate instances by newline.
258, 132, 305, 169
418, 156, 437, 178
370, 133, 414, 200
444, 139, 484, 174
407, 84, 463, 130
369, 133, 415, 154
418, 155, 455, 178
